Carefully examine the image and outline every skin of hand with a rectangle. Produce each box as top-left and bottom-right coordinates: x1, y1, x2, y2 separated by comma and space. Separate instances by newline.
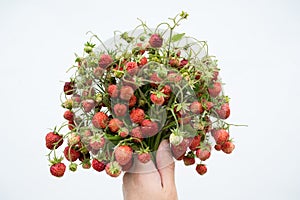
122, 140, 178, 200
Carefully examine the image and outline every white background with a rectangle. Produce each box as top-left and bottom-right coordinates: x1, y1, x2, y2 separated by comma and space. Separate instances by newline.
0, 0, 299, 199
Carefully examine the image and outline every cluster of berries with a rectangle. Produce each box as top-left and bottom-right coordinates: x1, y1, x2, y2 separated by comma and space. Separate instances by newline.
45, 12, 236, 178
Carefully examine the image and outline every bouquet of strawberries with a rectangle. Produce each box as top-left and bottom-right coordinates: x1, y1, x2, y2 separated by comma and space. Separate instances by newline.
45, 12, 236, 178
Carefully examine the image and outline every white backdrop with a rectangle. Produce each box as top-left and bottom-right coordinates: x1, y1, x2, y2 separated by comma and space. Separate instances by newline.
0, 0, 299, 199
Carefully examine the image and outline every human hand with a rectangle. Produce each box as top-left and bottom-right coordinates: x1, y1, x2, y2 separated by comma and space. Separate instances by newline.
122, 140, 178, 200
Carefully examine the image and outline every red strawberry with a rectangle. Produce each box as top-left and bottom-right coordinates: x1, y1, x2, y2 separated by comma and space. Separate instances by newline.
82, 87, 95, 97
212, 129, 229, 145
208, 82, 222, 97
93, 67, 104, 77
138, 57, 148, 66
64, 81, 75, 95
129, 95, 137, 108
130, 108, 145, 124
120, 86, 134, 101
141, 119, 159, 137
92, 112, 109, 129
92, 159, 106, 172
183, 152, 195, 166
149, 34, 163, 48
169, 58, 180, 68
150, 93, 165, 105
63, 146, 80, 162
171, 139, 190, 160
118, 127, 129, 138
126, 62, 138, 75
115, 145, 133, 165
138, 152, 151, 163
150, 73, 162, 86
216, 103, 230, 119
180, 59, 188, 67
63, 110, 74, 121
68, 133, 80, 146
167, 72, 182, 83
196, 147, 211, 161
99, 54, 113, 68
45, 132, 63, 150
108, 118, 124, 132
108, 84, 119, 98
189, 135, 201, 151
71, 94, 81, 107
113, 103, 127, 117
89, 134, 105, 150
214, 144, 222, 151
161, 85, 172, 96
221, 141, 235, 154
50, 163, 66, 177
202, 99, 214, 111
68, 120, 75, 130
81, 99, 95, 113
131, 126, 143, 142
212, 70, 219, 81
196, 164, 207, 175
105, 161, 122, 177
190, 101, 204, 114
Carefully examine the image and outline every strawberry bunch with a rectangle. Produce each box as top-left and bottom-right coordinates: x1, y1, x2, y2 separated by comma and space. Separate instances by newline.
45, 11, 238, 178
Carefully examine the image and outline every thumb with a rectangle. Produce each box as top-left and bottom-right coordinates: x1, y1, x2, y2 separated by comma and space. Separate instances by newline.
156, 139, 175, 188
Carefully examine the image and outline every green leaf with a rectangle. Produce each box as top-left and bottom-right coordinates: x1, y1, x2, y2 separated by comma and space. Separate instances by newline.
171, 33, 185, 42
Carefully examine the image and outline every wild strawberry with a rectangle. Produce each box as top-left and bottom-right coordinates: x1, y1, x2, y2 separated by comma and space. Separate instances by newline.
196, 147, 211, 161
94, 67, 104, 77
141, 119, 159, 137
189, 135, 201, 151
120, 86, 134, 101
126, 62, 138, 75
68, 120, 75, 130
138, 152, 151, 163
208, 82, 222, 97
178, 114, 191, 125
214, 144, 222, 151
119, 127, 129, 138
89, 134, 105, 150
115, 145, 133, 165
202, 99, 214, 110
81, 99, 95, 113
131, 126, 143, 142
138, 57, 148, 66
68, 132, 80, 146
180, 59, 188, 67
183, 151, 195, 166
82, 87, 95, 97
171, 138, 190, 160
169, 58, 180, 68
92, 112, 109, 129
196, 164, 207, 175
167, 72, 182, 83
71, 94, 81, 107
63, 146, 80, 162
129, 95, 137, 108
190, 101, 204, 114
108, 118, 124, 132
50, 163, 66, 177
136, 43, 146, 55
221, 141, 235, 154
130, 108, 145, 124
45, 132, 63, 150
92, 159, 106, 172
149, 34, 163, 48
150, 93, 165, 106
212, 129, 229, 145
99, 54, 113, 68
82, 161, 91, 169
161, 85, 172, 96
105, 161, 122, 177
150, 73, 162, 86
108, 84, 119, 98
113, 103, 127, 117
216, 103, 230, 119
63, 110, 74, 121
212, 70, 219, 81
64, 80, 75, 95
